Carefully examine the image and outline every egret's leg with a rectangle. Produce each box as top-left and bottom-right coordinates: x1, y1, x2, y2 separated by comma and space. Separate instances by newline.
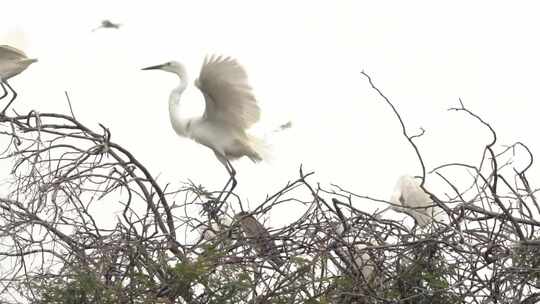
226, 159, 237, 191
214, 153, 237, 203
0, 82, 7, 101
220, 159, 236, 190
0, 81, 17, 115
216, 153, 232, 192
220, 159, 237, 204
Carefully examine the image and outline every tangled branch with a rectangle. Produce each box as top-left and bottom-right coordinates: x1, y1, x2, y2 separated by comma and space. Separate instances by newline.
0, 75, 538, 303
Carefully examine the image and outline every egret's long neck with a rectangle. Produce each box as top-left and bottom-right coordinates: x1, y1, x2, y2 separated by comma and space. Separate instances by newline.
168, 75, 190, 137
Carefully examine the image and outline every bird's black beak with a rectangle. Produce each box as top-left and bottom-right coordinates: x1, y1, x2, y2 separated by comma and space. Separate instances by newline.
141, 64, 164, 71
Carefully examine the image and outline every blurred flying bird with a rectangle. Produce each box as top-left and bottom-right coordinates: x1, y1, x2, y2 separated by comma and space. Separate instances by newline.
388, 175, 436, 227
234, 212, 283, 268
142, 55, 265, 193
92, 20, 122, 32
274, 120, 292, 132
0, 45, 37, 115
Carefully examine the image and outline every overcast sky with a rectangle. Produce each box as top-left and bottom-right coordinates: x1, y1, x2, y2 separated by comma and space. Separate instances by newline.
2, 1, 539, 225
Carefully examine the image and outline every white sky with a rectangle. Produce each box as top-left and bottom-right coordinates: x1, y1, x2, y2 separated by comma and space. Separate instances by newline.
2, 1, 540, 225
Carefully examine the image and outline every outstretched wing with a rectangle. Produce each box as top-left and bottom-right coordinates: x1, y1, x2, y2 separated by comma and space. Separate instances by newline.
0, 45, 27, 60
195, 55, 260, 129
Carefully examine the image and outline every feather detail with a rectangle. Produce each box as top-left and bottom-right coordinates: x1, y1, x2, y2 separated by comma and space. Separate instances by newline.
196, 55, 260, 129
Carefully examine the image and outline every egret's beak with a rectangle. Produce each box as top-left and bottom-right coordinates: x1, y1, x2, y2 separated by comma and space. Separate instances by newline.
375, 206, 393, 219
22, 58, 38, 65
379, 206, 392, 214
141, 64, 165, 71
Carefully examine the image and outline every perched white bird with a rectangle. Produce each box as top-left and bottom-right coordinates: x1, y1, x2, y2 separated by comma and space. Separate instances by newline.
142, 56, 265, 191
389, 175, 436, 227
0, 45, 37, 114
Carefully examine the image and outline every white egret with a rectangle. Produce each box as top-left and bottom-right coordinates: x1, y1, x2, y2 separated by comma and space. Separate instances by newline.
142, 56, 265, 193
234, 212, 284, 268
389, 175, 436, 227
0, 45, 37, 115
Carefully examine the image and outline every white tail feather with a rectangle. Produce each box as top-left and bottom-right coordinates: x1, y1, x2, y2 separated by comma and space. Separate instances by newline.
247, 134, 273, 163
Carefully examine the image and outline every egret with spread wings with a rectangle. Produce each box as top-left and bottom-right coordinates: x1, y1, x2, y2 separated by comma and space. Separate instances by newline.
142, 55, 264, 193
0, 45, 37, 115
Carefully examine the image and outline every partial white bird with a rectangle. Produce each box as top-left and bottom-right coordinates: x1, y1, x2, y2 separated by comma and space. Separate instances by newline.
389, 175, 436, 227
0, 45, 37, 115
142, 56, 265, 192
92, 20, 121, 32
201, 221, 220, 241
328, 222, 379, 284
352, 242, 379, 284
200, 216, 233, 241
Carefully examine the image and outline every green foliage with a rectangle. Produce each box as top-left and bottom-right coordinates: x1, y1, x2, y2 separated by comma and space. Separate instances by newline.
35, 263, 160, 304
38, 270, 117, 304
201, 262, 253, 303
385, 242, 460, 304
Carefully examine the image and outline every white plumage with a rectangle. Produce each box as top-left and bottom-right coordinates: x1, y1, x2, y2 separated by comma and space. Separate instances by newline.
0, 45, 37, 114
330, 223, 379, 284
142, 56, 265, 180
390, 175, 435, 227
196, 56, 260, 130
200, 216, 233, 241
353, 242, 378, 283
